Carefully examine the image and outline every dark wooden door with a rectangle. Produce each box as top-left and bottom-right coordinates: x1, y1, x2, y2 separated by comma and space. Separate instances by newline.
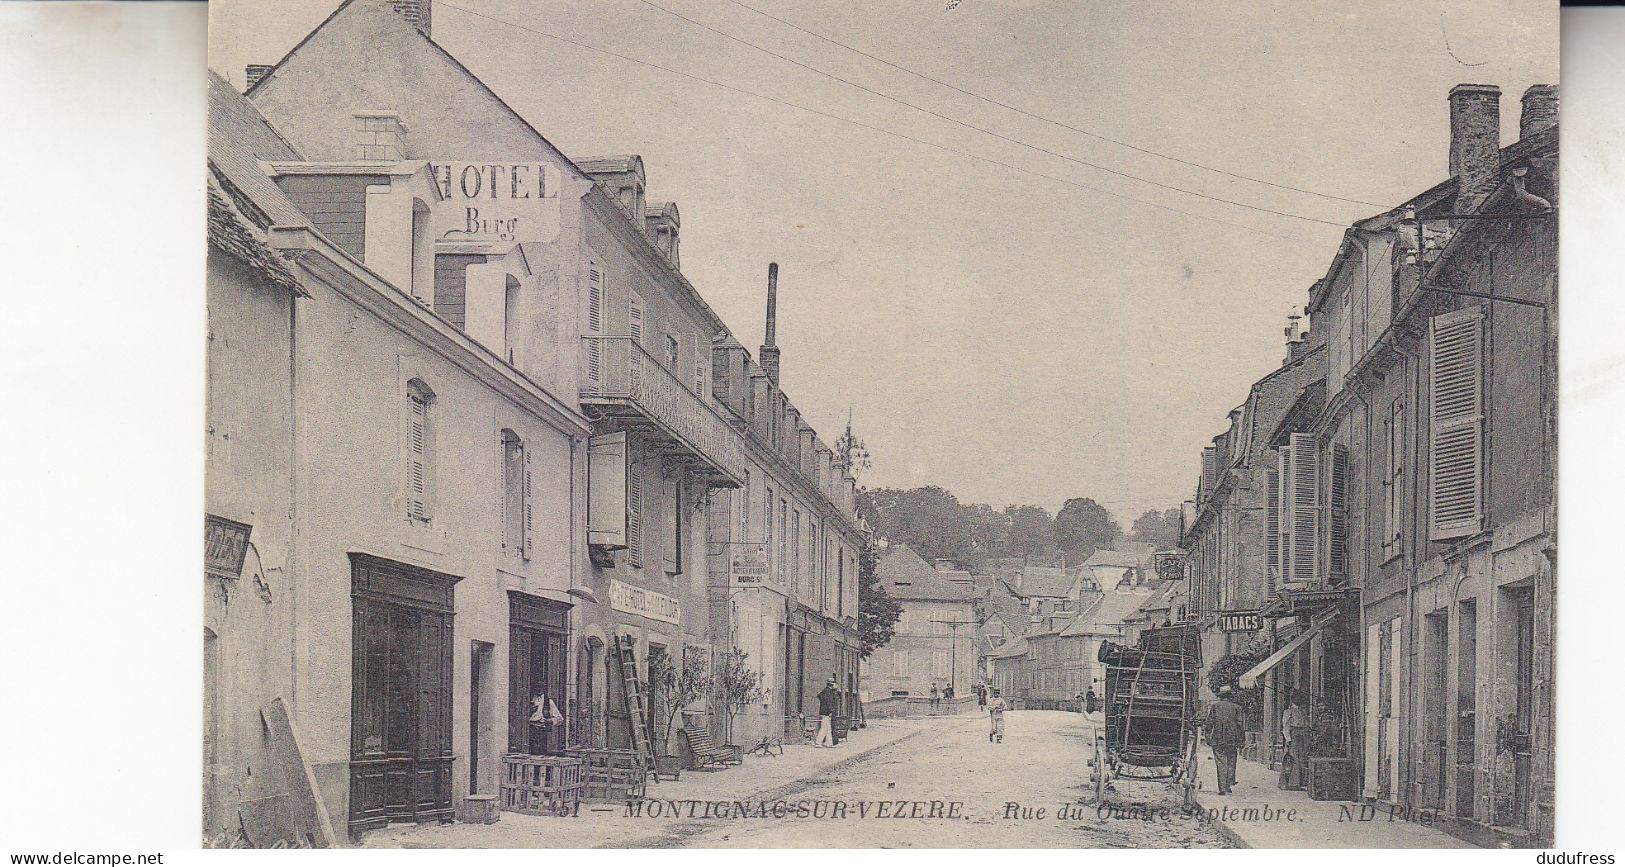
349, 555, 458, 836
509, 625, 567, 755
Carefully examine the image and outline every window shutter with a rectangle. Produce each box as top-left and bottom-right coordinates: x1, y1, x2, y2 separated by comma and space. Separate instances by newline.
627, 461, 644, 567
407, 393, 429, 520
586, 264, 603, 382
1329, 443, 1349, 582
1265, 466, 1281, 598
691, 333, 705, 396
1429, 307, 1484, 540
1200, 447, 1217, 500
1287, 432, 1319, 584
1388, 401, 1405, 551
629, 294, 645, 344
587, 432, 627, 548
523, 446, 535, 559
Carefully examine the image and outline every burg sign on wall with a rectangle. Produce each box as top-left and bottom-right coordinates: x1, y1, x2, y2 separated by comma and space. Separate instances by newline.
430, 162, 563, 245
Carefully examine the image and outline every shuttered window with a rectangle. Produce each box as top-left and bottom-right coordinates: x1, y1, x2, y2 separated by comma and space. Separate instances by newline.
406, 382, 434, 522
1328, 443, 1349, 583
523, 443, 535, 560
1383, 399, 1404, 557
1200, 446, 1217, 500
629, 293, 645, 344
501, 430, 524, 554
691, 333, 706, 396
627, 460, 644, 567
1428, 307, 1485, 540
1265, 467, 1281, 598
1278, 432, 1319, 584
586, 263, 603, 382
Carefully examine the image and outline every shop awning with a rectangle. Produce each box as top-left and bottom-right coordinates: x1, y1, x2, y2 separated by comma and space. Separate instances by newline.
1238, 610, 1339, 689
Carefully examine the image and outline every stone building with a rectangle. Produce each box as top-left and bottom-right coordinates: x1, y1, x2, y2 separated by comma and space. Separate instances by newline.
868, 544, 978, 715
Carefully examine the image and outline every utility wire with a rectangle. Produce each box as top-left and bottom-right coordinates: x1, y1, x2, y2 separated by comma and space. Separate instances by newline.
726, 0, 1389, 209
636, 0, 1349, 227
436, 2, 1319, 242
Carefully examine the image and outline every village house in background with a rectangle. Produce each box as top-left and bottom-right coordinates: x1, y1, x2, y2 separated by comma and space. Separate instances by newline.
1175, 82, 1557, 847
866, 545, 978, 716
204, 0, 862, 842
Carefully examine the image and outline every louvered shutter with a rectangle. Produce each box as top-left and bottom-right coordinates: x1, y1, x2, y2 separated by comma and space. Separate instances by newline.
1329, 443, 1349, 582
587, 432, 627, 548
627, 461, 644, 567
1265, 467, 1281, 598
1286, 432, 1319, 584
1200, 447, 1217, 500
1429, 307, 1484, 539
691, 333, 705, 396
407, 392, 429, 520
523, 445, 535, 560
586, 264, 603, 382
629, 294, 645, 344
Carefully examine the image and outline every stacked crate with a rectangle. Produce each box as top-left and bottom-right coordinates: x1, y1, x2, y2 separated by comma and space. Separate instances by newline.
500, 754, 585, 816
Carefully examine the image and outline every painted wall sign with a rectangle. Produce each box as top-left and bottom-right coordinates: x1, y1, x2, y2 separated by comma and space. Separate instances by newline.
429, 162, 563, 245
728, 543, 771, 587
608, 578, 681, 625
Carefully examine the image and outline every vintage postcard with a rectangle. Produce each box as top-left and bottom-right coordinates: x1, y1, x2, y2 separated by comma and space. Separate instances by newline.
202, 0, 1557, 849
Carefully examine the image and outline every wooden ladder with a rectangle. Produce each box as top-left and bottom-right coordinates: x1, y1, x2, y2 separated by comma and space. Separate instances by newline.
613, 634, 654, 772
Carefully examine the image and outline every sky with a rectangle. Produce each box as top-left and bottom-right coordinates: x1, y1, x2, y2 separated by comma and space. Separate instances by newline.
208, 0, 1557, 524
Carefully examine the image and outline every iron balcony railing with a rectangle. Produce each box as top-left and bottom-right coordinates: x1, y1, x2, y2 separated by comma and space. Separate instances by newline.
580, 335, 748, 485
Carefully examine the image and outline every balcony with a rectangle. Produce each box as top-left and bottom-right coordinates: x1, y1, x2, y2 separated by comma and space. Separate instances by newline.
580, 335, 747, 486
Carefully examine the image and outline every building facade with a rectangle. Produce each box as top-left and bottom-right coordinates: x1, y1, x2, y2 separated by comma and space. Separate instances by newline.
869, 545, 978, 715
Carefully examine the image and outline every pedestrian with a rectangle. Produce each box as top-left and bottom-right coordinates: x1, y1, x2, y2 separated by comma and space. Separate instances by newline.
944, 684, 955, 705
815, 679, 838, 747
1280, 691, 1311, 790
929, 682, 940, 713
1203, 685, 1244, 795
987, 689, 1008, 743
1085, 687, 1099, 715
975, 684, 987, 709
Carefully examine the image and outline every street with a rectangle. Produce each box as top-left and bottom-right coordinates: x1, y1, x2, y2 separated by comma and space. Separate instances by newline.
363, 711, 1231, 849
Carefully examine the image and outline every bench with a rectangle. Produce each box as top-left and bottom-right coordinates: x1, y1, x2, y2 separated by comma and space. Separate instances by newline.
679, 726, 742, 770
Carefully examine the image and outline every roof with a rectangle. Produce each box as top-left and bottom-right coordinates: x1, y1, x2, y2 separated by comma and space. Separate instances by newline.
577, 155, 645, 177
1010, 566, 1074, 599
876, 544, 974, 602
1082, 550, 1153, 569
1060, 586, 1165, 637
987, 635, 1029, 660
207, 71, 307, 227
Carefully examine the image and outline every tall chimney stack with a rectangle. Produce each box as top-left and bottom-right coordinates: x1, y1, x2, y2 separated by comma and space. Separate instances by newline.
1448, 84, 1502, 212
244, 64, 273, 92
761, 263, 781, 384
1520, 84, 1558, 139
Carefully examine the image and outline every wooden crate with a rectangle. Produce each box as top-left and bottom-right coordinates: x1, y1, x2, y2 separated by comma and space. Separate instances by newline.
1308, 757, 1358, 802
563, 747, 648, 803
500, 754, 585, 816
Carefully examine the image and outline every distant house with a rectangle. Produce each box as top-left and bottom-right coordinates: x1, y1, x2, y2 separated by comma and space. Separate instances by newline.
869, 544, 978, 714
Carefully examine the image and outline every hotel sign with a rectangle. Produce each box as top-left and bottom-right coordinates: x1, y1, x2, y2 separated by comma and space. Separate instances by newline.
728, 543, 771, 587
430, 162, 563, 245
608, 579, 681, 625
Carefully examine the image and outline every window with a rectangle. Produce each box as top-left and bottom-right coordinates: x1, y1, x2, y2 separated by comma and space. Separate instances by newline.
791, 508, 802, 596
1328, 443, 1349, 582
500, 429, 532, 559
1383, 399, 1405, 558
665, 479, 683, 575
405, 380, 435, 522
1429, 307, 1485, 539
1277, 432, 1319, 584
665, 333, 679, 371
628, 292, 645, 345
1265, 466, 1280, 597
892, 649, 908, 676
778, 499, 788, 584
739, 470, 751, 539
764, 486, 775, 573
585, 263, 605, 382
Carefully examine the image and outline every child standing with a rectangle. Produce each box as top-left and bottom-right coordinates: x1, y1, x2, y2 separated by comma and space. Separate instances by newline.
987, 690, 1008, 743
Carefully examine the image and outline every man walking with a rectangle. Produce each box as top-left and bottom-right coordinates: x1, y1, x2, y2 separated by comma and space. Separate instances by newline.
1203, 685, 1244, 795
987, 689, 1008, 743
1280, 691, 1311, 790
815, 679, 839, 747
929, 682, 941, 713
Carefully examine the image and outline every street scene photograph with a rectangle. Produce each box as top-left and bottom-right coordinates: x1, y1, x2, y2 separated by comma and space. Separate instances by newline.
197, 0, 1557, 850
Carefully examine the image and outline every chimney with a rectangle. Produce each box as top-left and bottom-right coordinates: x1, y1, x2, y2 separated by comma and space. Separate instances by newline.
1520, 84, 1558, 139
760, 263, 781, 384
388, 0, 432, 38
244, 64, 273, 92
1448, 84, 1502, 212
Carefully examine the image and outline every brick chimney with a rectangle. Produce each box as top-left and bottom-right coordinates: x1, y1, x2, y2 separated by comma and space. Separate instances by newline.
1449, 84, 1502, 212
388, 0, 431, 38
244, 64, 273, 92
760, 263, 781, 384
1520, 84, 1558, 139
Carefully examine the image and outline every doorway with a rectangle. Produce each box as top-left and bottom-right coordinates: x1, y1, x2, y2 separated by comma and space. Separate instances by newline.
1423, 610, 1449, 810
349, 555, 459, 835
470, 641, 494, 795
507, 592, 570, 756
1507, 586, 1536, 829
1455, 599, 1478, 820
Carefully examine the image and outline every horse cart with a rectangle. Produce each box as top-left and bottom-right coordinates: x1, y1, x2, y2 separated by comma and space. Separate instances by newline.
1089, 626, 1203, 806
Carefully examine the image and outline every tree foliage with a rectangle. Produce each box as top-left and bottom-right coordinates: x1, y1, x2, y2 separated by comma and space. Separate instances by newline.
861, 486, 973, 561
1054, 497, 1120, 561
1127, 507, 1183, 548
857, 542, 902, 658
713, 647, 766, 744
648, 646, 712, 750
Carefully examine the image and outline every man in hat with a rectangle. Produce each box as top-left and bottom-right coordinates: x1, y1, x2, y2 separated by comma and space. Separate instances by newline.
815, 678, 839, 747
1203, 685, 1244, 795
1280, 690, 1312, 790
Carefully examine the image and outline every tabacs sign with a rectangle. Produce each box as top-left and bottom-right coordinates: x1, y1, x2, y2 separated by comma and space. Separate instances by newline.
430, 162, 563, 246
1217, 611, 1262, 633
